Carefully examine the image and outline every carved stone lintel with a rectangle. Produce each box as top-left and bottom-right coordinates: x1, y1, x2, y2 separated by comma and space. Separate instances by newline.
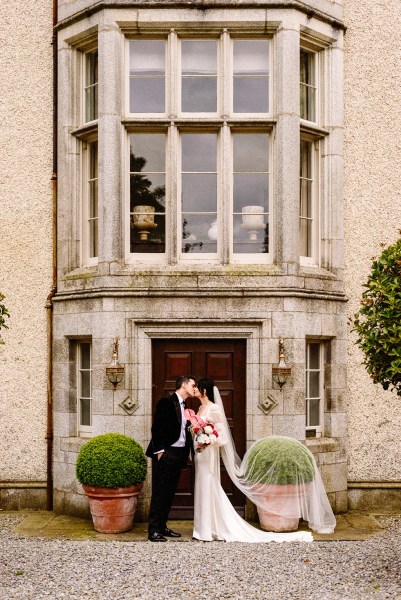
258, 394, 278, 415
119, 396, 137, 415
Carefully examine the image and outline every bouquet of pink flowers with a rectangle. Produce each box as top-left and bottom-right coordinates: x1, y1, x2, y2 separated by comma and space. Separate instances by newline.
184, 408, 219, 452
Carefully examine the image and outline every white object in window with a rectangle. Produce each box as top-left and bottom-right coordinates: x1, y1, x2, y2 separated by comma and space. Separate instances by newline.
305, 342, 324, 437
78, 341, 92, 436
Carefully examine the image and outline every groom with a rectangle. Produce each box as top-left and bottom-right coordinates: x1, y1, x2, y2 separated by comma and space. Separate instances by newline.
146, 375, 196, 542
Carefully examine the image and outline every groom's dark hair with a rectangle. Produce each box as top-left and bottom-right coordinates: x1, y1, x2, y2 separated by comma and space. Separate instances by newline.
175, 375, 195, 390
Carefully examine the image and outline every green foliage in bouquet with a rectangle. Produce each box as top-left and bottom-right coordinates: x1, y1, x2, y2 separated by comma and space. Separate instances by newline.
353, 236, 401, 396
245, 436, 315, 485
0, 292, 10, 344
76, 433, 147, 488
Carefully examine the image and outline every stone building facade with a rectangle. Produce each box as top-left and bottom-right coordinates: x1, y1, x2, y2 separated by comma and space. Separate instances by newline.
0, 0, 400, 517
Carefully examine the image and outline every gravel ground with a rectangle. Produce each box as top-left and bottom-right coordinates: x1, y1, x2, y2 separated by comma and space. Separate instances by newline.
0, 514, 400, 600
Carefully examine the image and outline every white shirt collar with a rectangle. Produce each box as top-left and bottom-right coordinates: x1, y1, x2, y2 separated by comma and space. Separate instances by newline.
176, 391, 185, 405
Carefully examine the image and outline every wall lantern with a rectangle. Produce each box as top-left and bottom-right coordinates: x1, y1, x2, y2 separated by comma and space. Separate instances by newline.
106, 337, 125, 389
272, 338, 291, 389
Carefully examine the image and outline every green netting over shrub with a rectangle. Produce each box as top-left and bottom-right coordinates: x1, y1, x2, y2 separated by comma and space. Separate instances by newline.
245, 436, 315, 485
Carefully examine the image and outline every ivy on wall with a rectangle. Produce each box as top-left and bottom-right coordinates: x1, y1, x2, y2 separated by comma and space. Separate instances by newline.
353, 236, 401, 396
0, 292, 9, 344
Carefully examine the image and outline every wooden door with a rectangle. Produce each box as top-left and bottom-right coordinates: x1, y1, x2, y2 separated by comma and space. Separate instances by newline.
152, 339, 246, 518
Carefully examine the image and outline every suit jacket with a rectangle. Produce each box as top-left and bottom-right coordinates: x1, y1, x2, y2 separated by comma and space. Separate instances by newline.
145, 392, 191, 459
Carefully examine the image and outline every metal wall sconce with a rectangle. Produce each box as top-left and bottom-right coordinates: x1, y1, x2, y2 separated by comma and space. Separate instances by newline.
272, 338, 291, 389
106, 337, 125, 389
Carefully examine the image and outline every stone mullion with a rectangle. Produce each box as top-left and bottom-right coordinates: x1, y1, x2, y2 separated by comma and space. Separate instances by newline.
97, 24, 123, 271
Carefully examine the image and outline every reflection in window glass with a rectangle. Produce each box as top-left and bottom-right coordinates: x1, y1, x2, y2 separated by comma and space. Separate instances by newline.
130, 134, 166, 253
87, 140, 98, 259
78, 342, 92, 429
182, 40, 217, 113
300, 49, 316, 121
85, 50, 98, 122
233, 40, 269, 113
305, 342, 323, 433
181, 134, 217, 254
129, 40, 165, 113
233, 134, 269, 254
300, 139, 313, 258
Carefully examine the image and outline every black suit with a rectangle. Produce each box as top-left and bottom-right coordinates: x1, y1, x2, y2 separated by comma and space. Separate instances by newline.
146, 393, 191, 535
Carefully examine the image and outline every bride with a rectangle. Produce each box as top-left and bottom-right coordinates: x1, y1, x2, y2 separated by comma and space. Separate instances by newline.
189, 379, 317, 543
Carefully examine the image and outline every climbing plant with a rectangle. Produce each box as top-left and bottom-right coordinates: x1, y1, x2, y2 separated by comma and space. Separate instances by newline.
353, 236, 401, 396
0, 292, 10, 344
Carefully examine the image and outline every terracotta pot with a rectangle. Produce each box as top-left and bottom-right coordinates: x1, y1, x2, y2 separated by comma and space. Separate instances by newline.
256, 484, 303, 533
83, 483, 143, 533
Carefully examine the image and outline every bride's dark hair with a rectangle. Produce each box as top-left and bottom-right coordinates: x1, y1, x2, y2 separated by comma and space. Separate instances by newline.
197, 378, 215, 403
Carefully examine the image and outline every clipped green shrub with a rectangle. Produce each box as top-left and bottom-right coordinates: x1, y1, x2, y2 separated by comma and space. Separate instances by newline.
76, 433, 147, 488
353, 236, 401, 396
245, 436, 315, 485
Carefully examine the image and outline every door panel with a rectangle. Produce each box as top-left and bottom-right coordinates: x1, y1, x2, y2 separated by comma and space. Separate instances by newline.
152, 339, 246, 518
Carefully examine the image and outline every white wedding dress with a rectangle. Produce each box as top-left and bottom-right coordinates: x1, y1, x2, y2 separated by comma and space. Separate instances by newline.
193, 403, 313, 543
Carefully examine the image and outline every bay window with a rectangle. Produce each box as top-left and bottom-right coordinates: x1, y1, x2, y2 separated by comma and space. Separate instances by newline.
127, 34, 271, 264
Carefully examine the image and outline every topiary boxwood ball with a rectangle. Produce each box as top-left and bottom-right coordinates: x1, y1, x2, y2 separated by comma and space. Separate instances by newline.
245, 436, 315, 485
76, 433, 147, 488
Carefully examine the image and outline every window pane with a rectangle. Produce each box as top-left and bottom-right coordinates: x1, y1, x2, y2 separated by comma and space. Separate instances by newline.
309, 371, 320, 398
182, 215, 217, 254
309, 398, 320, 426
233, 134, 269, 254
130, 134, 166, 253
181, 133, 217, 254
233, 40, 269, 113
85, 51, 98, 122
300, 49, 316, 121
182, 134, 216, 172
182, 174, 217, 213
233, 214, 269, 254
87, 141, 98, 259
80, 370, 91, 398
129, 40, 165, 113
80, 398, 91, 427
309, 343, 320, 369
300, 140, 313, 258
80, 343, 91, 369
182, 40, 217, 112
233, 134, 269, 173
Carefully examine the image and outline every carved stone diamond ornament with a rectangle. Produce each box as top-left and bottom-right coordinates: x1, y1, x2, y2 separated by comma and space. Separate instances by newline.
119, 396, 137, 415
258, 394, 278, 415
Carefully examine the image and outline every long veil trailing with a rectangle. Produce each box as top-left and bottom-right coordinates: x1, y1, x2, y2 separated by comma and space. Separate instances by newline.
213, 386, 336, 534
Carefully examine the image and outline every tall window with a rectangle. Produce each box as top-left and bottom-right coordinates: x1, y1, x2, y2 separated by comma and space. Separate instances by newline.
82, 139, 98, 264
300, 138, 318, 263
300, 49, 317, 122
305, 342, 324, 437
78, 342, 92, 436
84, 50, 98, 123
127, 35, 271, 264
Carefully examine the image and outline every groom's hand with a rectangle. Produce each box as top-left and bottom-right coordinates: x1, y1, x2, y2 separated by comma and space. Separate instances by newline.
157, 451, 165, 461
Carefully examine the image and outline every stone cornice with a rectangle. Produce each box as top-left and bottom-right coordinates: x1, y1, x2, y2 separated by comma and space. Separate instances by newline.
56, 1, 345, 32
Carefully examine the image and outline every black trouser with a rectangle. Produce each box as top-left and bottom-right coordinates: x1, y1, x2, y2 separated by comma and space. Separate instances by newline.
148, 446, 187, 534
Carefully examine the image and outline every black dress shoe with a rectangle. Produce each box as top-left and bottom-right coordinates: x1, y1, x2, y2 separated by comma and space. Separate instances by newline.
148, 531, 167, 542
161, 527, 181, 538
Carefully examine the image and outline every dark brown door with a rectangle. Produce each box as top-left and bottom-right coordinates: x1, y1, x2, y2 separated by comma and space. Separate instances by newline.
152, 339, 246, 518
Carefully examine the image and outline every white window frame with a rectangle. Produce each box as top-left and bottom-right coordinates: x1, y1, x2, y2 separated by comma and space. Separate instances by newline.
81, 136, 99, 267
77, 341, 93, 437
125, 32, 273, 266
305, 341, 324, 437
300, 47, 318, 125
82, 48, 98, 125
299, 135, 320, 267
